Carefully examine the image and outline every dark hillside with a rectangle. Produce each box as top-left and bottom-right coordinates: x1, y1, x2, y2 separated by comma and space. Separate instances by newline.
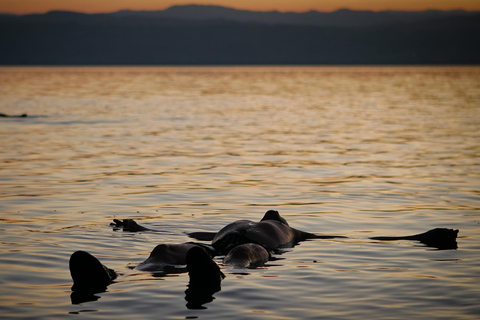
0, 6, 478, 65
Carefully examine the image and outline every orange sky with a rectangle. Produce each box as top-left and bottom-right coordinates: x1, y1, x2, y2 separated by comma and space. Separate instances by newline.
0, 0, 479, 14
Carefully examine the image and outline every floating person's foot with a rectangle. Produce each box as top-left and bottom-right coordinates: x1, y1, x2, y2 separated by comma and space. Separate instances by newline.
185, 246, 224, 309
69, 251, 117, 294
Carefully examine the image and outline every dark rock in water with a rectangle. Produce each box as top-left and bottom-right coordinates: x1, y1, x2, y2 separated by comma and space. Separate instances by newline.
0, 113, 27, 117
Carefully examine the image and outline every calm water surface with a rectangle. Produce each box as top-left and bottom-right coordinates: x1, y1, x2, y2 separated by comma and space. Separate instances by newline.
0, 66, 479, 319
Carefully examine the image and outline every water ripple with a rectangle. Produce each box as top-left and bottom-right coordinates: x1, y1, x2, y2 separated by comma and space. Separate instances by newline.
0, 66, 479, 320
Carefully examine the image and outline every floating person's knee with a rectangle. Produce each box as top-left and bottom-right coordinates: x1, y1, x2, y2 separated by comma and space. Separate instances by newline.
69, 250, 117, 293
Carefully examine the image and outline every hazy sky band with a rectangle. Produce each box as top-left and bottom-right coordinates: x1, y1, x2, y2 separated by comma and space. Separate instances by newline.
1, 0, 479, 14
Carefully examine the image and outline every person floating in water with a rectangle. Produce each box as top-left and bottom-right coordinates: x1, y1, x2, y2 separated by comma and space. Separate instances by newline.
69, 210, 459, 306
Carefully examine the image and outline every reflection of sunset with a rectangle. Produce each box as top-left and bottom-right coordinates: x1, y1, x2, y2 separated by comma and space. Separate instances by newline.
1, 0, 479, 14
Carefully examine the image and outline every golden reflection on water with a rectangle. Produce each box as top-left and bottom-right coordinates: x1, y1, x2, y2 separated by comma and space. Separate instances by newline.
0, 66, 479, 319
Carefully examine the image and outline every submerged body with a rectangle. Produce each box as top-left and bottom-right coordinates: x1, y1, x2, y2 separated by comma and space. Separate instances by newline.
212, 219, 303, 254
136, 243, 202, 271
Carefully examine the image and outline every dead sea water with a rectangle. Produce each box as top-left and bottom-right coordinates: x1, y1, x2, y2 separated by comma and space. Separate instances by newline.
0, 66, 479, 319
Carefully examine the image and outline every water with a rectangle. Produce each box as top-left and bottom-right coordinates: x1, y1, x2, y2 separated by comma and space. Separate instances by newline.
0, 66, 479, 319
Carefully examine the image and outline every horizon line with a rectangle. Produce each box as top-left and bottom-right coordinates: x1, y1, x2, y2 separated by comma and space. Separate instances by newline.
1, 4, 479, 15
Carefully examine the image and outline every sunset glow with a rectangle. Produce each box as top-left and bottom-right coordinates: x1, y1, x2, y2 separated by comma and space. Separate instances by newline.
0, 0, 479, 14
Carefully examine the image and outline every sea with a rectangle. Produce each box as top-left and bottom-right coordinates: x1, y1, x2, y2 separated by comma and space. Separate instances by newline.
0, 66, 479, 319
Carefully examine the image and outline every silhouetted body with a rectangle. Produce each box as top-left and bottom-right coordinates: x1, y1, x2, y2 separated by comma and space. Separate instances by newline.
211, 210, 343, 254
69, 212, 459, 300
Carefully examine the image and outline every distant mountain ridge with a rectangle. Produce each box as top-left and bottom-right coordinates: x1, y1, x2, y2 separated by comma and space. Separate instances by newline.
3, 4, 479, 27
115, 5, 478, 27
1, 4, 479, 65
